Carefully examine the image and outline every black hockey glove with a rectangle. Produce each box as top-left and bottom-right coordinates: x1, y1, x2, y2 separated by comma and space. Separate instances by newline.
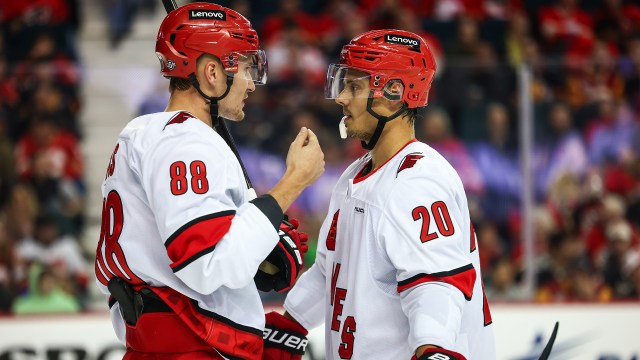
255, 218, 308, 292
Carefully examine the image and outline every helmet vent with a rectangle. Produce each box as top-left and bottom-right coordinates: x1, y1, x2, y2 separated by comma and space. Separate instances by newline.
422, 58, 427, 67
176, 25, 185, 30
230, 31, 257, 45
372, 36, 383, 41
170, 33, 176, 44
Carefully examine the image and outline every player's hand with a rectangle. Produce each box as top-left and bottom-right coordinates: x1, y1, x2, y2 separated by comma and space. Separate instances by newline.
255, 217, 308, 292
285, 127, 325, 188
262, 311, 309, 360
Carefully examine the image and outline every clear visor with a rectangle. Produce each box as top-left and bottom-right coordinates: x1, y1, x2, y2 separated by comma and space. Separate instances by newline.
232, 50, 268, 85
324, 64, 372, 100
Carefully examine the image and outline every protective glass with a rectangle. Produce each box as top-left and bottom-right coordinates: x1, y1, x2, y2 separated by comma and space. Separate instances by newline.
324, 64, 372, 100
233, 50, 268, 85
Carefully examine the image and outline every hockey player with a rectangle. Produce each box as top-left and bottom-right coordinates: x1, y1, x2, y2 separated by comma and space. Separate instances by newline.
262, 30, 496, 360
94, 3, 324, 359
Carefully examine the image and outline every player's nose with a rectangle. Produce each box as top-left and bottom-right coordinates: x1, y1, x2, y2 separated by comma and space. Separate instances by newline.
247, 78, 256, 92
335, 93, 349, 106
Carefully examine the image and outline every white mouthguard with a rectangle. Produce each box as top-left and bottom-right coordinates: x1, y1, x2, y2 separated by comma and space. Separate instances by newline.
339, 116, 347, 139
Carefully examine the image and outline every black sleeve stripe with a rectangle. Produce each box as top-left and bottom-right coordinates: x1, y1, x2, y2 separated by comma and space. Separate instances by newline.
165, 210, 236, 248
108, 296, 116, 309
250, 194, 283, 230
398, 263, 475, 287
171, 245, 216, 273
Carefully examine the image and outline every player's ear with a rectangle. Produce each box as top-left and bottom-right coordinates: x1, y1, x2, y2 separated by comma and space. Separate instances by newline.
199, 55, 223, 90
383, 80, 404, 111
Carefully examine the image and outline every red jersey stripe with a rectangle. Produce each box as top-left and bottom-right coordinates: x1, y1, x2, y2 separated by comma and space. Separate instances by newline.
166, 211, 236, 271
397, 264, 476, 300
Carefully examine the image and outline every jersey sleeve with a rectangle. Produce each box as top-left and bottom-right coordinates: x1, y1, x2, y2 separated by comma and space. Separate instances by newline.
379, 173, 474, 353
377, 174, 476, 300
400, 280, 465, 352
283, 263, 326, 330
283, 213, 330, 330
139, 127, 281, 294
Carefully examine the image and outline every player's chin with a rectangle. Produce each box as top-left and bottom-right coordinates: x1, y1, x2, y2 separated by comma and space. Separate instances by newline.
226, 109, 245, 121
348, 129, 372, 142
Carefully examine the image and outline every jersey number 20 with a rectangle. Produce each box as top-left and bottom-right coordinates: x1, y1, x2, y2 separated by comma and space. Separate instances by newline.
412, 201, 455, 242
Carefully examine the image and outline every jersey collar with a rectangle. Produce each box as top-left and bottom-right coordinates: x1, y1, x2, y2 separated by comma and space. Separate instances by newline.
353, 138, 417, 184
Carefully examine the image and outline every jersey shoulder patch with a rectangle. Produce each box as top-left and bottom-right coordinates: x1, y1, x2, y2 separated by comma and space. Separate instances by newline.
163, 111, 195, 129
396, 152, 424, 177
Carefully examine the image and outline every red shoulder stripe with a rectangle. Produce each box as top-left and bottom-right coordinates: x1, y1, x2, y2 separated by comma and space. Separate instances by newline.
166, 211, 235, 271
397, 264, 476, 300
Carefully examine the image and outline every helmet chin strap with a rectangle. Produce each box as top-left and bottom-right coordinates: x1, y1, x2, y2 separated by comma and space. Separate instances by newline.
188, 73, 234, 127
362, 89, 407, 150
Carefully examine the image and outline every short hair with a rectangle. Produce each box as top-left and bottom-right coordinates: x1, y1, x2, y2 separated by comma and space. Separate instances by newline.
169, 77, 192, 92
404, 107, 425, 126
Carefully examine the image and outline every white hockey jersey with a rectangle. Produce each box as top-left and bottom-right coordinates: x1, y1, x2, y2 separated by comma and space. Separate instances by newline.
285, 139, 496, 359
94, 111, 280, 356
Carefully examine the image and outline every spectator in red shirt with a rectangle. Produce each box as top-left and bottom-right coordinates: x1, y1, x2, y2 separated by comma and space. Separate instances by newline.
538, 0, 594, 58
0, 0, 70, 26
260, 0, 315, 44
15, 116, 83, 183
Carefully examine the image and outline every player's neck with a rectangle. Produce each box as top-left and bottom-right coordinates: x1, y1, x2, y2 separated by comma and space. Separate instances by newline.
166, 90, 213, 127
369, 120, 415, 169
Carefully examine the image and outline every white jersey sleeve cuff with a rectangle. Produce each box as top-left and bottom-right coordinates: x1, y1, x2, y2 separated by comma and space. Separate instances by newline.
400, 282, 464, 353
284, 264, 326, 330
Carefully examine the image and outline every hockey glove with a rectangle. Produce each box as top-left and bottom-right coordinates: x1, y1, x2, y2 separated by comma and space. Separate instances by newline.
262, 311, 309, 360
413, 348, 467, 360
255, 218, 308, 292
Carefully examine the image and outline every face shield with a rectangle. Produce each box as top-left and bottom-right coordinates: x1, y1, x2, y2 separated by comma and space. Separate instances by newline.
226, 50, 268, 85
324, 64, 373, 101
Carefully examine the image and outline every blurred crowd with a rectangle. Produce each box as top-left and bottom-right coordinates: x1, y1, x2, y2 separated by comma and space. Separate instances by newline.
212, 0, 640, 304
1, 0, 640, 316
0, 0, 87, 314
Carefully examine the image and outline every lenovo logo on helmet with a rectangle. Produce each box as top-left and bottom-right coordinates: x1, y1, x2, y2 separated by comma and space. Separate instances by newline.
189, 9, 226, 20
384, 34, 420, 49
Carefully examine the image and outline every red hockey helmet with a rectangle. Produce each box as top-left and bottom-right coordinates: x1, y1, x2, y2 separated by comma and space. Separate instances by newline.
155, 2, 266, 84
325, 29, 436, 108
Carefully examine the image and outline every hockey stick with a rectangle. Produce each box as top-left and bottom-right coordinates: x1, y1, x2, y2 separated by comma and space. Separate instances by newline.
161, 0, 177, 13
537, 321, 559, 360
161, 0, 257, 199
